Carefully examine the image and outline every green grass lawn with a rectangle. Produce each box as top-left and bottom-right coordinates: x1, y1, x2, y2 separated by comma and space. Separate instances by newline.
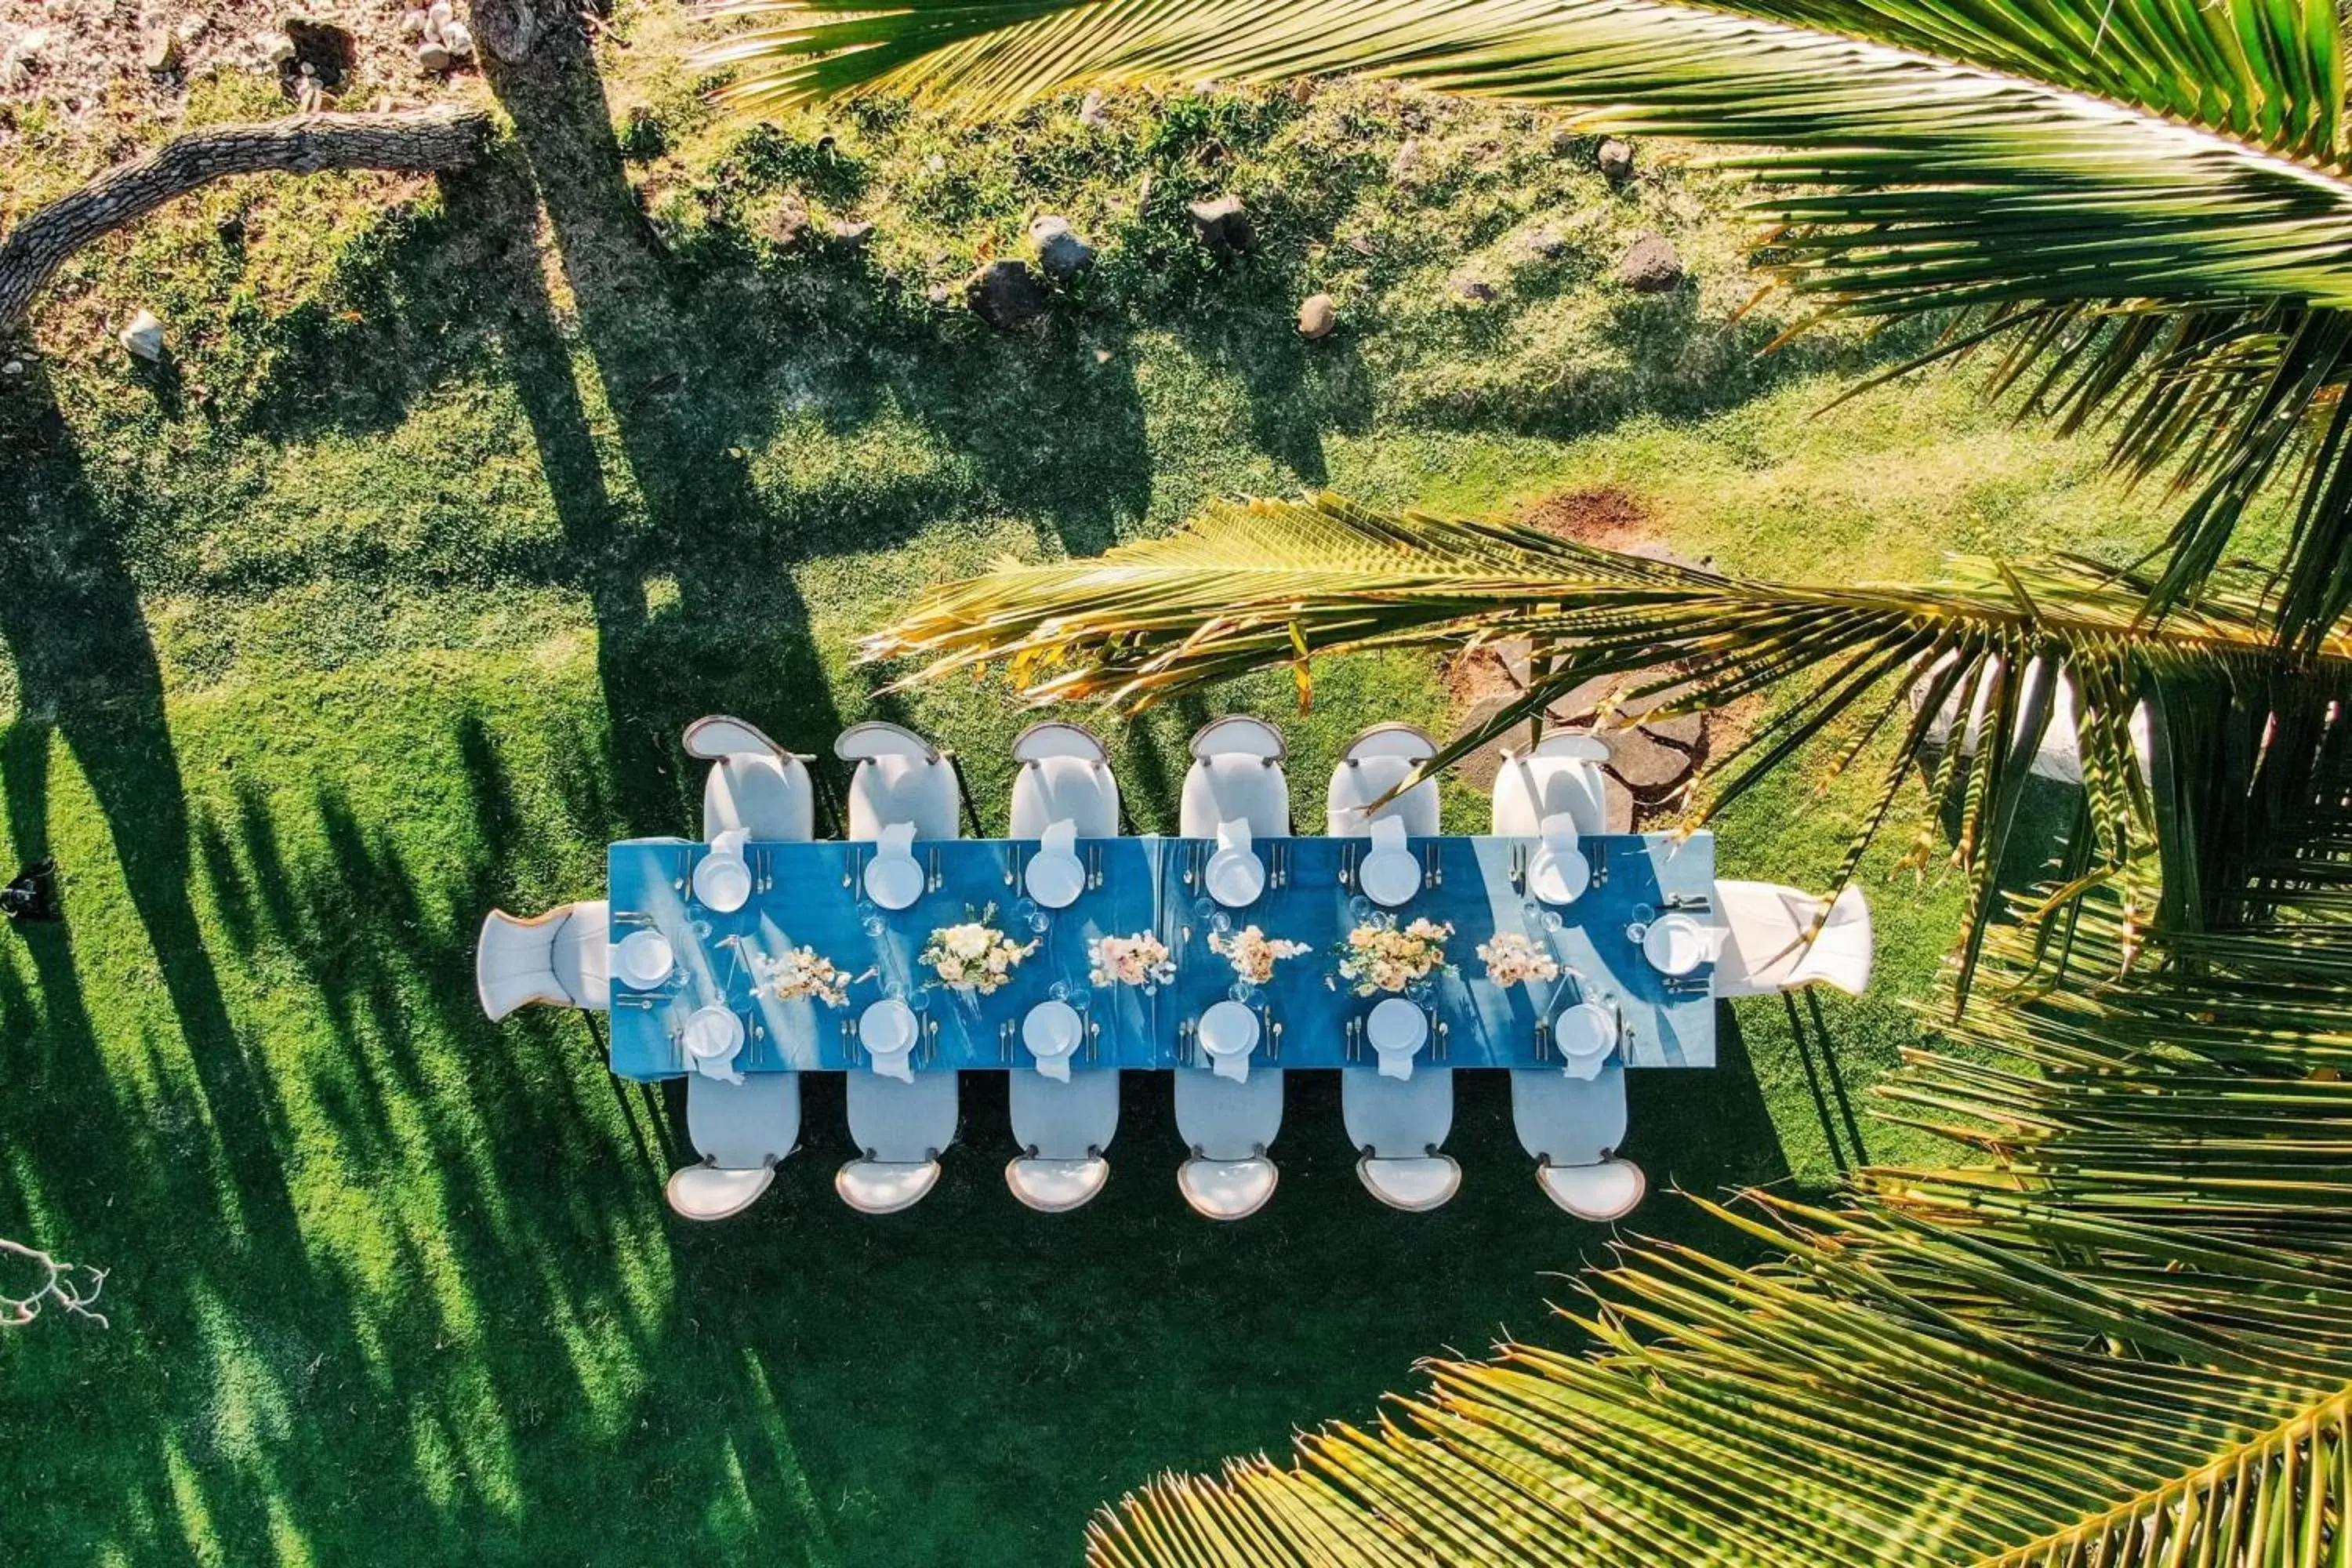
0, 13, 2190, 1564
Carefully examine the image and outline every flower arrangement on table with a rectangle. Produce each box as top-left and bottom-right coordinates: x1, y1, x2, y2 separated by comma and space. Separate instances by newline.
921, 906, 1039, 994
753, 943, 864, 1007
1335, 916, 1455, 996
1476, 931, 1560, 989
1088, 931, 1176, 990
1210, 925, 1311, 987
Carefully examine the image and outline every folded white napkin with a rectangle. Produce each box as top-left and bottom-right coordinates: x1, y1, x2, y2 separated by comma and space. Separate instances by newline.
1216, 817, 1252, 857
1037, 1051, 1071, 1083
1369, 815, 1407, 855
869, 1047, 914, 1083
1539, 811, 1578, 855
877, 821, 916, 860
1376, 1044, 1416, 1081
712, 826, 750, 860
1212, 1048, 1250, 1083
1043, 818, 1078, 858
691, 1051, 744, 1087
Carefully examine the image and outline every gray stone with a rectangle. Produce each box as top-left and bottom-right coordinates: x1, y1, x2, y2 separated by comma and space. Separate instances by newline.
2, 360, 23, 376
143, 31, 182, 72
1187, 195, 1255, 258
1602, 726, 1695, 793
257, 30, 296, 63
1029, 215, 1094, 280
827, 218, 875, 249
1617, 233, 1685, 293
1077, 89, 1108, 127
416, 39, 452, 71
1450, 273, 1498, 304
1296, 293, 1338, 339
438, 18, 474, 56
965, 259, 1048, 330
1602, 779, 1635, 833
1520, 226, 1567, 260
1597, 137, 1635, 187
118, 310, 166, 363
1389, 138, 1421, 178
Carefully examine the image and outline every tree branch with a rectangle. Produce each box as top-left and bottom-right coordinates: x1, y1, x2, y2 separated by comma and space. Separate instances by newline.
0, 103, 493, 332
0, 1236, 107, 1328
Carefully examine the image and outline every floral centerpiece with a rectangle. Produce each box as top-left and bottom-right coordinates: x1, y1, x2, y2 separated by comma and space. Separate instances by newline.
753, 943, 863, 1007
1336, 916, 1454, 996
1088, 931, 1177, 990
1210, 925, 1311, 987
921, 906, 1039, 994
1476, 931, 1560, 989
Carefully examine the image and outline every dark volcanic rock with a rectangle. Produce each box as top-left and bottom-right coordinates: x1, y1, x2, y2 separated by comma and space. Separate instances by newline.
966, 260, 1049, 329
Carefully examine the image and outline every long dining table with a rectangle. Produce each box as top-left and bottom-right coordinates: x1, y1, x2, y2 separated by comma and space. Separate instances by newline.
604, 831, 1719, 1080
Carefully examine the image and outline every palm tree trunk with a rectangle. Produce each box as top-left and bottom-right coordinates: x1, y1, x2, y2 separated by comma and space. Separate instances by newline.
0, 105, 492, 332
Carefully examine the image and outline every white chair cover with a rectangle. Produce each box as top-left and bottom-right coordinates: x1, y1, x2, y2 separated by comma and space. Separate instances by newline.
666, 1073, 799, 1221
1188, 716, 1286, 759
1712, 880, 1875, 998
1006, 1069, 1119, 1213
476, 901, 610, 1020
1492, 734, 1613, 837
1174, 1069, 1282, 1220
1511, 1065, 1644, 1221
1341, 1067, 1460, 1211
838, 1071, 959, 1214
1011, 756, 1120, 839
1327, 724, 1440, 837
846, 753, 960, 842
702, 753, 815, 842
1180, 755, 1290, 839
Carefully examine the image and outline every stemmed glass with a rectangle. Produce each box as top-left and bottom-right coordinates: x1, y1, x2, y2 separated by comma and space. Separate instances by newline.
1014, 896, 1051, 935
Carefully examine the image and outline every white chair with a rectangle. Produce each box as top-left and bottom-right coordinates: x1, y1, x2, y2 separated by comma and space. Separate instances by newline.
1712, 880, 1874, 998
838, 1073, 960, 1214
1341, 1069, 1460, 1212
1010, 720, 1120, 838
1174, 1071, 1283, 1220
1326, 722, 1441, 837
1491, 731, 1617, 837
475, 901, 611, 1020
687, 714, 816, 842
837, 720, 961, 840
1512, 1064, 1645, 1221
666, 1073, 800, 1221
1006, 1069, 1118, 1212
1915, 652, 2156, 789
1178, 716, 1290, 838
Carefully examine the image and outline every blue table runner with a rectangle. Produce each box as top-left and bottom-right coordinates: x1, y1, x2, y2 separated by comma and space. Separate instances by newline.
606, 833, 1715, 1081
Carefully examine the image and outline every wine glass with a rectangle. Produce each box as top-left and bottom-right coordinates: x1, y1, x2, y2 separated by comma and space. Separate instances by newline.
1014, 896, 1049, 935
857, 896, 884, 938
1347, 895, 1377, 927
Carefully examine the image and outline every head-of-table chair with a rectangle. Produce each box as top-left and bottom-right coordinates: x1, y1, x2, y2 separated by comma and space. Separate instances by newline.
1341, 1066, 1460, 1212
1180, 717, 1291, 840
666, 1072, 800, 1221
1174, 1069, 1283, 1220
837, 721, 962, 841
475, 900, 611, 1020
1511, 1064, 1645, 1221
1005, 1069, 1118, 1213
1010, 720, 1120, 840
1492, 730, 1616, 838
837, 1071, 960, 1214
1327, 721, 1442, 838
1712, 880, 1874, 998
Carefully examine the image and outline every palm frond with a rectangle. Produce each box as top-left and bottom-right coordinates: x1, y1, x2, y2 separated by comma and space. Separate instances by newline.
1083, 895, 2352, 1566
707, 0, 2352, 644
867, 492, 2352, 991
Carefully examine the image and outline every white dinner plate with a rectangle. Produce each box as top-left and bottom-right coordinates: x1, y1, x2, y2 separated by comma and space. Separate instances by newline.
1642, 913, 1709, 976
863, 851, 924, 912
1366, 996, 1428, 1056
1197, 999, 1261, 1058
1357, 848, 1421, 908
685, 1004, 745, 1063
1204, 847, 1265, 909
1022, 999, 1083, 1060
1552, 1001, 1616, 1079
859, 997, 916, 1055
616, 928, 675, 989
1025, 849, 1086, 909
1526, 846, 1591, 907
692, 851, 753, 913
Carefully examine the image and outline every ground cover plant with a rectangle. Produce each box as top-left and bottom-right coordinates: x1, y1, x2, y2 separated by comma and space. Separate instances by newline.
0, 2, 2213, 1562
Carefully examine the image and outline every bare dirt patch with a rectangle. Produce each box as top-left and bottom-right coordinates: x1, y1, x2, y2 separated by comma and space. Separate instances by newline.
1519, 483, 1654, 552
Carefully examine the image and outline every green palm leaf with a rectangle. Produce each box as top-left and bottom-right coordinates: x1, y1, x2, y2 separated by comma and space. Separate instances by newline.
1080, 898, 2352, 1566
867, 492, 2352, 991
704, 0, 2352, 644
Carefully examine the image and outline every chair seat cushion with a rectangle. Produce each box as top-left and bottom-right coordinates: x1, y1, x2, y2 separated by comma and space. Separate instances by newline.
1005, 1156, 1109, 1213
1536, 1158, 1646, 1221
1356, 1155, 1461, 1213
1177, 1156, 1278, 1221
835, 1159, 942, 1214
666, 1162, 775, 1221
